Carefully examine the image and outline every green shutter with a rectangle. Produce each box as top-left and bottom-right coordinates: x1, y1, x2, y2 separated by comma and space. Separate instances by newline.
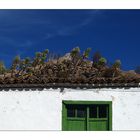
62, 101, 112, 131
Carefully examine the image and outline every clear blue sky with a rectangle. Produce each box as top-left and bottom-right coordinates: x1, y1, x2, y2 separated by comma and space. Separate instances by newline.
0, 9, 140, 70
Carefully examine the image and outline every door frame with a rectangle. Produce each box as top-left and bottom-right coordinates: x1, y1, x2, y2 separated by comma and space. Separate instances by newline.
62, 100, 112, 131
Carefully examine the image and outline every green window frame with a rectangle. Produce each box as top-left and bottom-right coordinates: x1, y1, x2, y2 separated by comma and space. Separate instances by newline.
62, 100, 112, 131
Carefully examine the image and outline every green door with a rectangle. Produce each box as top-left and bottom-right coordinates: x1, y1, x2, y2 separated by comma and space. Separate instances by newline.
62, 101, 112, 131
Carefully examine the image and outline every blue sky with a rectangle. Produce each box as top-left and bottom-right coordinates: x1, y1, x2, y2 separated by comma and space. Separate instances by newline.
0, 9, 140, 70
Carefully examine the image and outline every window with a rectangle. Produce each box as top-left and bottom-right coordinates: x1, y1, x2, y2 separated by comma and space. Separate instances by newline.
77, 107, 86, 118
89, 105, 108, 118
89, 105, 97, 118
67, 105, 86, 118
99, 105, 108, 118
63, 101, 112, 131
67, 107, 75, 117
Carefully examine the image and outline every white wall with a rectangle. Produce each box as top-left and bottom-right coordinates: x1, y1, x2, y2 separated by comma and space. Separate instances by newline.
0, 87, 140, 130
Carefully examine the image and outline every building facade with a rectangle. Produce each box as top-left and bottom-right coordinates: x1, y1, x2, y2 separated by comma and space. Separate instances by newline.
0, 84, 140, 130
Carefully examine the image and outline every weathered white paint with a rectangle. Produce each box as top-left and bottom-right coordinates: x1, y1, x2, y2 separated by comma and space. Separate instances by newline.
0, 87, 140, 130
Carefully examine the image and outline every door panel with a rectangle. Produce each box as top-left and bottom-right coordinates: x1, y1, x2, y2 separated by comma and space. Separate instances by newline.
89, 120, 108, 131
67, 119, 86, 131
66, 105, 86, 131
62, 101, 112, 131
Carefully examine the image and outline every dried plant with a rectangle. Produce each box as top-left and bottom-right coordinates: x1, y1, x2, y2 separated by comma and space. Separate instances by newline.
0, 48, 139, 84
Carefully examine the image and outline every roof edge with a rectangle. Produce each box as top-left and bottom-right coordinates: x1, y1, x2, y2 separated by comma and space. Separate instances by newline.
0, 83, 139, 90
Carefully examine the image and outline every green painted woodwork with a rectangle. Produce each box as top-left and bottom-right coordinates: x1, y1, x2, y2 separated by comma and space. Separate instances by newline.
67, 119, 86, 131
89, 120, 108, 131
62, 101, 112, 131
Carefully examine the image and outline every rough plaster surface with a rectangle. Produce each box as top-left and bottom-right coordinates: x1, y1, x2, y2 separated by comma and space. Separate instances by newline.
0, 88, 140, 130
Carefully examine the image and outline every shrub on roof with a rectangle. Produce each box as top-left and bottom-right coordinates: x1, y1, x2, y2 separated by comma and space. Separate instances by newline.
0, 47, 139, 84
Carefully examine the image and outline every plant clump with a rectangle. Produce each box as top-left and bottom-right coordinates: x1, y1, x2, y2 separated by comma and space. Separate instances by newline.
0, 47, 139, 85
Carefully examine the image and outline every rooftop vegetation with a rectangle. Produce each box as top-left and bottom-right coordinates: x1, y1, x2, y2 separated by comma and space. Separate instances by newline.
0, 47, 139, 84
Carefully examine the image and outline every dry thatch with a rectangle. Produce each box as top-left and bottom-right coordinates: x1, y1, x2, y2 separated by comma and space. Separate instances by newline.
0, 48, 140, 85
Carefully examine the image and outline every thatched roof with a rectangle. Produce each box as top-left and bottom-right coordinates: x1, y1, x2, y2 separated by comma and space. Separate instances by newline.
0, 49, 140, 87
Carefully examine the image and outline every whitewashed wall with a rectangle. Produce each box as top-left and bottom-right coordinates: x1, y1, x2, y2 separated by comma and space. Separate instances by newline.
0, 87, 140, 130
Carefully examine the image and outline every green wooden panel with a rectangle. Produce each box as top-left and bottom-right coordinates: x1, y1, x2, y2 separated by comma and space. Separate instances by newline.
86, 107, 89, 130
67, 120, 86, 131
63, 101, 112, 105
62, 101, 112, 131
62, 103, 67, 131
89, 120, 108, 131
